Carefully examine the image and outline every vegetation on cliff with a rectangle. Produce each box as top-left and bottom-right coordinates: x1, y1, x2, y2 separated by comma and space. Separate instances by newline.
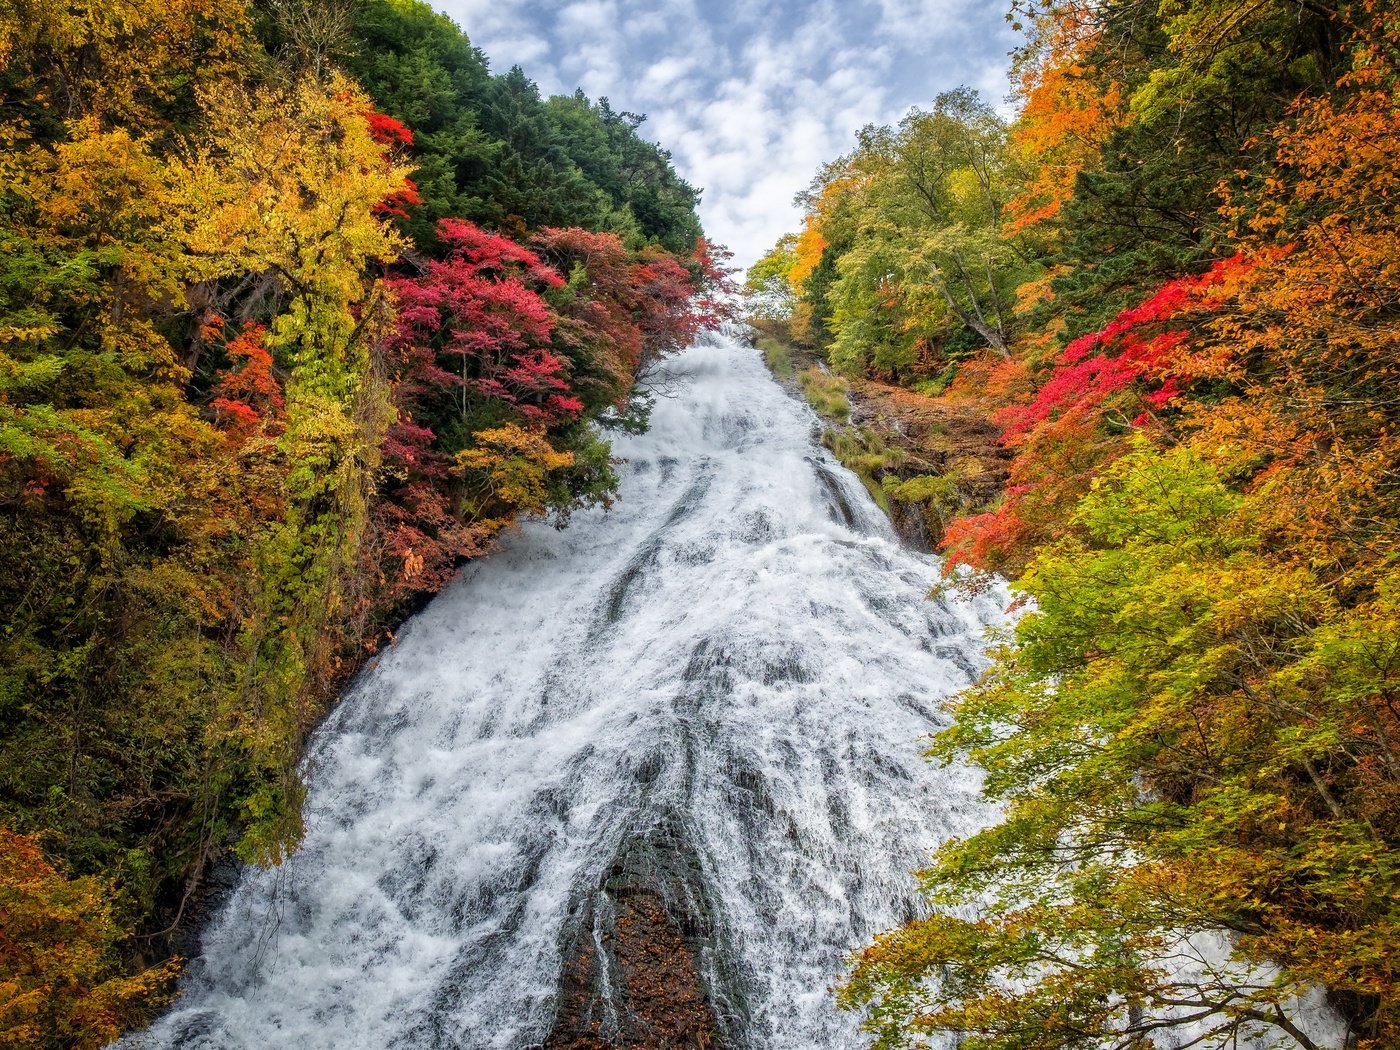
0, 1, 726, 1042
751, 2, 1400, 1046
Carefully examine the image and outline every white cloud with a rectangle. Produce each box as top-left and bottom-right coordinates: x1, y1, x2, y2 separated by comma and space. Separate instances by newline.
486, 32, 552, 68
871, 0, 981, 34
638, 55, 698, 93
558, 0, 617, 35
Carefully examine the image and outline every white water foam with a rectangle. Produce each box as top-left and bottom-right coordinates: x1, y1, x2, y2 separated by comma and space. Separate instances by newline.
121, 332, 1353, 1050
123, 333, 1005, 1049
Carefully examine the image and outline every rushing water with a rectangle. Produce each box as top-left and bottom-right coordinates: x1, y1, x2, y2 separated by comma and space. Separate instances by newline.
126, 332, 1008, 1049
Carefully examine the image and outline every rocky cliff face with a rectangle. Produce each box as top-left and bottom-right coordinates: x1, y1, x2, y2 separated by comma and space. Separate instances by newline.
750, 329, 1010, 554
547, 827, 730, 1049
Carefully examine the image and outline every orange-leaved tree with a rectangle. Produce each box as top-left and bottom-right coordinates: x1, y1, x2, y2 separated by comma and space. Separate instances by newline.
0, 830, 179, 1049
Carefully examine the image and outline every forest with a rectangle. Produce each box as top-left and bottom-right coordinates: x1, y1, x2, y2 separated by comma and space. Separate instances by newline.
748, 1, 1399, 1047
0, 1, 726, 1044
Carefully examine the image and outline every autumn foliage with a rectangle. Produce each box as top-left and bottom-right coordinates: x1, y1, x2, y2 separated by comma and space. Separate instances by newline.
0, 0, 722, 1038
756, 1, 1400, 1046
0, 831, 178, 1049
942, 254, 1251, 572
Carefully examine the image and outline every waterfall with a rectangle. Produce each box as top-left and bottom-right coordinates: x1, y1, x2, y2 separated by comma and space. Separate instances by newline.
124, 333, 1007, 1049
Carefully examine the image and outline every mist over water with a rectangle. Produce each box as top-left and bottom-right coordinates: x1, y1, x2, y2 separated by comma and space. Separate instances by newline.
125, 333, 1007, 1049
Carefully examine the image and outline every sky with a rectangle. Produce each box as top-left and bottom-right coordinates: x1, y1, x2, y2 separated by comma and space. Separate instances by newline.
431, 0, 1021, 269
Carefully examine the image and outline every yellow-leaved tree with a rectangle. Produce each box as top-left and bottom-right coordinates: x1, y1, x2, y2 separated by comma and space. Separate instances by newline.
177, 73, 412, 863
0, 829, 180, 1049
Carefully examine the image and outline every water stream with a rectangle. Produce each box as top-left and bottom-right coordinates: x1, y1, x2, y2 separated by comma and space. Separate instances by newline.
126, 333, 1007, 1049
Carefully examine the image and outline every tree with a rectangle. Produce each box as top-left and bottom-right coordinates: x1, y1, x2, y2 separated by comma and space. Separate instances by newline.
1040, 0, 1338, 336
846, 445, 1398, 1050
0, 0, 250, 140
834, 8, 1400, 1046
388, 218, 576, 431
940, 253, 1246, 574
175, 73, 411, 864
0, 830, 179, 1049
800, 90, 1035, 377
1002, 2, 1125, 241
1188, 3, 1400, 594
743, 234, 799, 324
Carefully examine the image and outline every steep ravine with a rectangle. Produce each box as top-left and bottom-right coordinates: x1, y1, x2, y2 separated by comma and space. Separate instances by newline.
122, 332, 1007, 1050
749, 332, 1011, 554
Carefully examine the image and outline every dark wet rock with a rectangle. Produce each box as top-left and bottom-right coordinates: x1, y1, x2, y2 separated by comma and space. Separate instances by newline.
546, 826, 736, 1049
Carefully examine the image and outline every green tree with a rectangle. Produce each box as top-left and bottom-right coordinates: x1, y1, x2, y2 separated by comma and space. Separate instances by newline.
822, 90, 1035, 376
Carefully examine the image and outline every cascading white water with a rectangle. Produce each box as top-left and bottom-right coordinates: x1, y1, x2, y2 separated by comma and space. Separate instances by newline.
124, 332, 1008, 1050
